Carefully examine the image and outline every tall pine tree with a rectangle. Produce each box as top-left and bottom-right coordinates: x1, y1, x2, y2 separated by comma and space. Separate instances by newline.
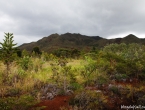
0, 32, 17, 75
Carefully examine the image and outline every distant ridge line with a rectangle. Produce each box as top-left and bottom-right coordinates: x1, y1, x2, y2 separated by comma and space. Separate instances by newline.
18, 33, 145, 52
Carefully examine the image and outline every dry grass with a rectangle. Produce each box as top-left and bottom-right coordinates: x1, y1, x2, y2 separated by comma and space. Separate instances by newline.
67, 59, 83, 68
0, 58, 86, 98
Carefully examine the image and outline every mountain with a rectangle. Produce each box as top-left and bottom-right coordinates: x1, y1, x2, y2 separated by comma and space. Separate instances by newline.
18, 33, 145, 52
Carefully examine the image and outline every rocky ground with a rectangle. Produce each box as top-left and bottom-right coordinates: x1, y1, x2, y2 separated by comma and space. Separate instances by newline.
32, 78, 144, 110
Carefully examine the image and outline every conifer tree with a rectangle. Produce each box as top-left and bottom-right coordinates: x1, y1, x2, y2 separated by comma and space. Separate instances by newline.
0, 32, 17, 75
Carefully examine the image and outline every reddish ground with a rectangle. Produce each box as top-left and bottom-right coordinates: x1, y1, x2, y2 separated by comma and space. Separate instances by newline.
34, 78, 140, 110
34, 95, 71, 110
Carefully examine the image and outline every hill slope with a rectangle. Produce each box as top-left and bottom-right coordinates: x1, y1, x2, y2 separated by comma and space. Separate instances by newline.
18, 33, 145, 52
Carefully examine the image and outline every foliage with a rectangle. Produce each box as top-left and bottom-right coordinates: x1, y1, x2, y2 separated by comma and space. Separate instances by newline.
1, 41, 145, 109
18, 56, 33, 70
114, 73, 128, 81
53, 48, 80, 58
109, 86, 120, 95
16, 49, 22, 57
0, 95, 38, 110
69, 82, 82, 90
53, 48, 71, 58
80, 56, 97, 86
21, 49, 29, 57
32, 46, 42, 56
103, 43, 145, 79
69, 90, 107, 110
71, 49, 80, 58
0, 33, 17, 75
95, 75, 109, 86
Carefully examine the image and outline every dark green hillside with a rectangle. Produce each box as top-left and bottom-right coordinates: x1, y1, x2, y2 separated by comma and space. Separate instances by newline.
18, 33, 145, 52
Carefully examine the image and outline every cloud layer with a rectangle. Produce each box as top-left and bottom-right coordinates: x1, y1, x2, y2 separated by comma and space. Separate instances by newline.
0, 0, 145, 45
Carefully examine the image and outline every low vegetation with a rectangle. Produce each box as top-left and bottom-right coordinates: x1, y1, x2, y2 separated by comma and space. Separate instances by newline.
0, 33, 145, 110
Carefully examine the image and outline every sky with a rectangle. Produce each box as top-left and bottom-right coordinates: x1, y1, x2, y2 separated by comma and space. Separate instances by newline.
0, 0, 145, 45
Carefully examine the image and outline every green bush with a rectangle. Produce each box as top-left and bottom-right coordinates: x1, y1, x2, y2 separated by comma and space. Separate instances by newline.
0, 95, 38, 110
69, 82, 82, 90
69, 90, 106, 110
109, 86, 120, 95
115, 74, 128, 81
7, 88, 21, 96
18, 56, 33, 70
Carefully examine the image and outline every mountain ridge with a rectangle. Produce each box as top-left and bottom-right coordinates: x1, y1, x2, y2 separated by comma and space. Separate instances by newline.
18, 33, 145, 52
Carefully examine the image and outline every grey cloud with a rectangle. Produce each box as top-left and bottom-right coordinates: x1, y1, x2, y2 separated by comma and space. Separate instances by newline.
0, 0, 145, 45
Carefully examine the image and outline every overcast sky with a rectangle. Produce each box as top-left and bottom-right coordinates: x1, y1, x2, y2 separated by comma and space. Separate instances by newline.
0, 0, 145, 45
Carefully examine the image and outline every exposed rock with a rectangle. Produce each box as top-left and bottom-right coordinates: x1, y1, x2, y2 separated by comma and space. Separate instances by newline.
46, 92, 54, 100
40, 84, 59, 100
40, 84, 74, 100
66, 90, 74, 95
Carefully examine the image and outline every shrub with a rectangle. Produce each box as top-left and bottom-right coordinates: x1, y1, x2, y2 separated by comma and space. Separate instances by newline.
7, 87, 21, 96
109, 86, 120, 95
0, 95, 38, 110
69, 90, 107, 110
18, 56, 33, 70
69, 82, 82, 91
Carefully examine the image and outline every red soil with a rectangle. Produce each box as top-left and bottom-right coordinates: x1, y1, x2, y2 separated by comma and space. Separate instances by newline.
34, 78, 140, 110
34, 95, 71, 110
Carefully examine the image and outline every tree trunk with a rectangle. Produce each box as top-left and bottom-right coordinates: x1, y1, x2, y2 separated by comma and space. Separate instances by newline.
6, 62, 10, 75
